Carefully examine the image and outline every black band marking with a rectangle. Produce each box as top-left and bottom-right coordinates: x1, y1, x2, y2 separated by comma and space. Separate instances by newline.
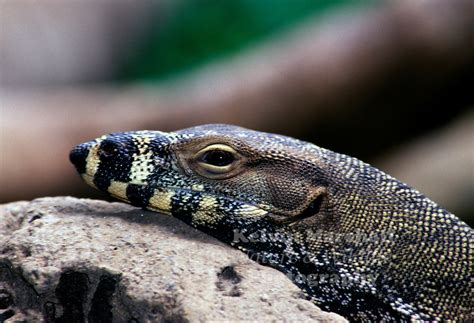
94, 134, 137, 192
126, 184, 155, 208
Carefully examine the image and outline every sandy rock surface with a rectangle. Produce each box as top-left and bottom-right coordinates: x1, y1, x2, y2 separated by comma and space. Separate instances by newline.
0, 197, 344, 322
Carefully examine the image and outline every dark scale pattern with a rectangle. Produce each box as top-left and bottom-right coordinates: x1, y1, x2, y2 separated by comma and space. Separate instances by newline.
126, 184, 155, 208
70, 124, 474, 321
93, 134, 138, 191
170, 190, 203, 223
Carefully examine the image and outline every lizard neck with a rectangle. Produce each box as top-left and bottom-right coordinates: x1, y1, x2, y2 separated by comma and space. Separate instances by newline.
179, 211, 407, 321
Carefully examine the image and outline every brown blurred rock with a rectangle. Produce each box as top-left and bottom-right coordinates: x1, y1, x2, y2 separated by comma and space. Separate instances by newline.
1, 0, 473, 202
0, 197, 345, 322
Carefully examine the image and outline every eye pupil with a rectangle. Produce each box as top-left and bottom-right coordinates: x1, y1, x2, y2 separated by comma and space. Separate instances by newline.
201, 150, 234, 167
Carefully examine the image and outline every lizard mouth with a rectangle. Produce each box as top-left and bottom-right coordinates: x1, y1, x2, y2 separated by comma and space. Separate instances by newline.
80, 175, 269, 221
79, 173, 304, 226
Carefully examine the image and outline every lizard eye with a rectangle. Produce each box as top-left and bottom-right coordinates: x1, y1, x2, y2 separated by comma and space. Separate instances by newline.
193, 144, 242, 178
200, 149, 234, 166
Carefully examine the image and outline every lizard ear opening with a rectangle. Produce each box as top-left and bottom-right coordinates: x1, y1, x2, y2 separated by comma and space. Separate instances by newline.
266, 190, 326, 225
292, 194, 324, 222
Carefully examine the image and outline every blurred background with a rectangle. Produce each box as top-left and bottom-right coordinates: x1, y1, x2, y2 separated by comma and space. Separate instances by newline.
0, 0, 473, 225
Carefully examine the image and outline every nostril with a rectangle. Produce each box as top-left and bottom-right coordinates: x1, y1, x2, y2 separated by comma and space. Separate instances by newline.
99, 139, 120, 160
69, 145, 88, 173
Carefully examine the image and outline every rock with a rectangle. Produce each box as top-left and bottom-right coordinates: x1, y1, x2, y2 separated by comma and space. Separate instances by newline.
0, 197, 345, 322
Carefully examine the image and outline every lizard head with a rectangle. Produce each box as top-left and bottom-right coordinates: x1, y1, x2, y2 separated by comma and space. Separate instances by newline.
70, 124, 329, 235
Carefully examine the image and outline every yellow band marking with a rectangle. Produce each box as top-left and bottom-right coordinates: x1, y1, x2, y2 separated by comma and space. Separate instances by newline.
148, 189, 173, 214
130, 151, 154, 184
192, 195, 221, 226
132, 134, 153, 154
85, 143, 101, 180
108, 181, 129, 202
239, 204, 268, 217
82, 174, 97, 189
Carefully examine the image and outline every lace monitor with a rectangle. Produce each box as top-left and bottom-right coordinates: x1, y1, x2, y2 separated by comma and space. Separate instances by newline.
69, 124, 473, 321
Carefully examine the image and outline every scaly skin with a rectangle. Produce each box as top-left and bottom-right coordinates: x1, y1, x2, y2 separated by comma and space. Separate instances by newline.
70, 124, 473, 321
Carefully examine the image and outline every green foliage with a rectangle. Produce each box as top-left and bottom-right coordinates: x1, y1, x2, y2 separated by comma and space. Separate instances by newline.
121, 0, 374, 82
